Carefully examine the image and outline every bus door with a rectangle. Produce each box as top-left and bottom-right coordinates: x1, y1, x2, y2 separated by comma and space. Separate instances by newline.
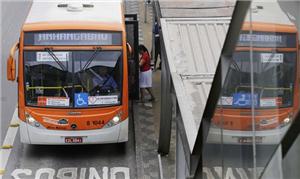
125, 14, 139, 100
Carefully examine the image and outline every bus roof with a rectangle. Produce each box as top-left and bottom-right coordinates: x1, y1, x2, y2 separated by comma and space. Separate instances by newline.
25, 1, 123, 27
246, 1, 294, 26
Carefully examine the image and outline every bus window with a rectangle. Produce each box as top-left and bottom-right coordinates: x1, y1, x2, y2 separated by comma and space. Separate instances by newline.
74, 51, 122, 107
24, 51, 73, 107
222, 51, 296, 109
24, 50, 122, 108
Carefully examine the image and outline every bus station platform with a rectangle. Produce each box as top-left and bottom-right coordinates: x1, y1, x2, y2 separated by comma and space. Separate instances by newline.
126, 1, 176, 178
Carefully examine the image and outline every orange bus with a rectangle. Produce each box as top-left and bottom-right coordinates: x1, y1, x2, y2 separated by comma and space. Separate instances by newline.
209, 4, 299, 144
6, 1, 130, 144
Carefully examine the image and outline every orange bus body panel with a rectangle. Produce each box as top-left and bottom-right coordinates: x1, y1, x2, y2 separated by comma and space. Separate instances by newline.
242, 22, 298, 33
18, 21, 129, 131
23, 21, 123, 32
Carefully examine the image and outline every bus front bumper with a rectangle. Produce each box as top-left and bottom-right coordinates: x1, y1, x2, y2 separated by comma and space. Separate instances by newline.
206, 124, 290, 145
20, 118, 128, 145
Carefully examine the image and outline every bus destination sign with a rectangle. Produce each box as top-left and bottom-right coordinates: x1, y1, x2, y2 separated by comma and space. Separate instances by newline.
238, 31, 296, 48
24, 31, 122, 46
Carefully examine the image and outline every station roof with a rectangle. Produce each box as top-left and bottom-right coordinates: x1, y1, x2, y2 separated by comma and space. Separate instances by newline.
25, 1, 123, 25
157, 0, 234, 152
160, 18, 230, 151
158, 0, 235, 18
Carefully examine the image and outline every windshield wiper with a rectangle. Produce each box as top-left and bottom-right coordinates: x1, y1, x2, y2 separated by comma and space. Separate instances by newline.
228, 56, 241, 72
45, 48, 67, 71
82, 47, 101, 71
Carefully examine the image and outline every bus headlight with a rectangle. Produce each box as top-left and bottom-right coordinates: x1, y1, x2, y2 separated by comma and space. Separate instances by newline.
25, 113, 44, 128
283, 117, 290, 124
112, 116, 120, 123
280, 113, 293, 128
103, 115, 121, 128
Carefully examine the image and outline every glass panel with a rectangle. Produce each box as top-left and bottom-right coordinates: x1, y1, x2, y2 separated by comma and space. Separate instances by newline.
204, 1, 300, 178
282, 135, 300, 178
24, 50, 122, 108
266, 1, 300, 178
251, 1, 298, 178
73, 51, 122, 108
24, 51, 73, 108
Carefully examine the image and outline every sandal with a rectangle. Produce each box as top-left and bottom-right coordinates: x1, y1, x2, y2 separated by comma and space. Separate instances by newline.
149, 98, 156, 102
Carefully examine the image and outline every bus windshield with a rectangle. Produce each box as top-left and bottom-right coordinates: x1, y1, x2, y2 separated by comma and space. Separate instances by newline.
24, 50, 122, 108
221, 51, 296, 109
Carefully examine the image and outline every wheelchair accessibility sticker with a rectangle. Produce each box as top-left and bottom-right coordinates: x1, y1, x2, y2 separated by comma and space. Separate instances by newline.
75, 93, 88, 107
233, 93, 258, 107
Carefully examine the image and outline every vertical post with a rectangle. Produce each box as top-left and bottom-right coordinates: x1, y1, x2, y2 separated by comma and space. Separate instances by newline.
144, 0, 147, 23
0, 0, 2, 143
157, 45, 172, 154
176, 125, 187, 179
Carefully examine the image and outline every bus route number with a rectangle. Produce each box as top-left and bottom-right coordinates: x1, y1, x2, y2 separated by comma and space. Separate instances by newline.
87, 120, 105, 126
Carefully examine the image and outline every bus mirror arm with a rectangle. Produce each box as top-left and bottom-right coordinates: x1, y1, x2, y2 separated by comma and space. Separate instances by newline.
7, 42, 19, 81
126, 43, 132, 56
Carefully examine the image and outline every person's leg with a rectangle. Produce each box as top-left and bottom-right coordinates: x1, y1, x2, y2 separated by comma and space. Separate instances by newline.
146, 87, 155, 101
140, 88, 146, 103
157, 40, 161, 69
158, 54, 161, 69
154, 51, 158, 70
154, 37, 159, 70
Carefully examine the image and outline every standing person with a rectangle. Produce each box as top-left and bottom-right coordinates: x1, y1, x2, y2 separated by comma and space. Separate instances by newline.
139, 45, 155, 103
153, 19, 161, 70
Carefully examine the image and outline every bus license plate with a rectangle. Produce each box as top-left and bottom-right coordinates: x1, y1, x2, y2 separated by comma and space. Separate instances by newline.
65, 137, 83, 143
238, 136, 263, 144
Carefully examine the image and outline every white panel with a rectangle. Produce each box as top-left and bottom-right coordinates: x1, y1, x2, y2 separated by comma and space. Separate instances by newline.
161, 18, 230, 151
26, 1, 122, 24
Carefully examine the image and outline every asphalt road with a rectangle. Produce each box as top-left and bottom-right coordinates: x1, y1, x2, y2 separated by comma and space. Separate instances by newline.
1, 2, 137, 179
1, 0, 30, 145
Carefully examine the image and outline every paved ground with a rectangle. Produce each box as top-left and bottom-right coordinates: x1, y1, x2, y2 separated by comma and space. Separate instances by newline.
1, 0, 28, 147
126, 1, 176, 178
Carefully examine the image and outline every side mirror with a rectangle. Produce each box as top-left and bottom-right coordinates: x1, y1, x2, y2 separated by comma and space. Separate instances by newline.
7, 42, 19, 81
126, 43, 133, 57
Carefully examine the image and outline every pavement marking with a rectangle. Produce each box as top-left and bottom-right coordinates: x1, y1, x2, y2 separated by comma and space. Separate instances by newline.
11, 167, 130, 179
0, 108, 19, 177
203, 166, 265, 179
9, 123, 20, 128
0, 168, 5, 175
1, 145, 13, 149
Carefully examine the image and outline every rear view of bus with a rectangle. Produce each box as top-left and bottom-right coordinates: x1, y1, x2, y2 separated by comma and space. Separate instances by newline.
209, 2, 299, 145
7, 1, 129, 144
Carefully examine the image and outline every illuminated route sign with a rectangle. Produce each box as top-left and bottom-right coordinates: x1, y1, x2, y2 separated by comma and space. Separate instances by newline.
238, 31, 296, 48
24, 31, 122, 46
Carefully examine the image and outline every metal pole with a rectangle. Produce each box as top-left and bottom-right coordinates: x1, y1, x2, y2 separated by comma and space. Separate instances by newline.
144, 0, 147, 23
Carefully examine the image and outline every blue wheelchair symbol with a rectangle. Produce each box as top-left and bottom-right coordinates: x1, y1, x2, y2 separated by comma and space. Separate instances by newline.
75, 93, 88, 107
233, 93, 258, 107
